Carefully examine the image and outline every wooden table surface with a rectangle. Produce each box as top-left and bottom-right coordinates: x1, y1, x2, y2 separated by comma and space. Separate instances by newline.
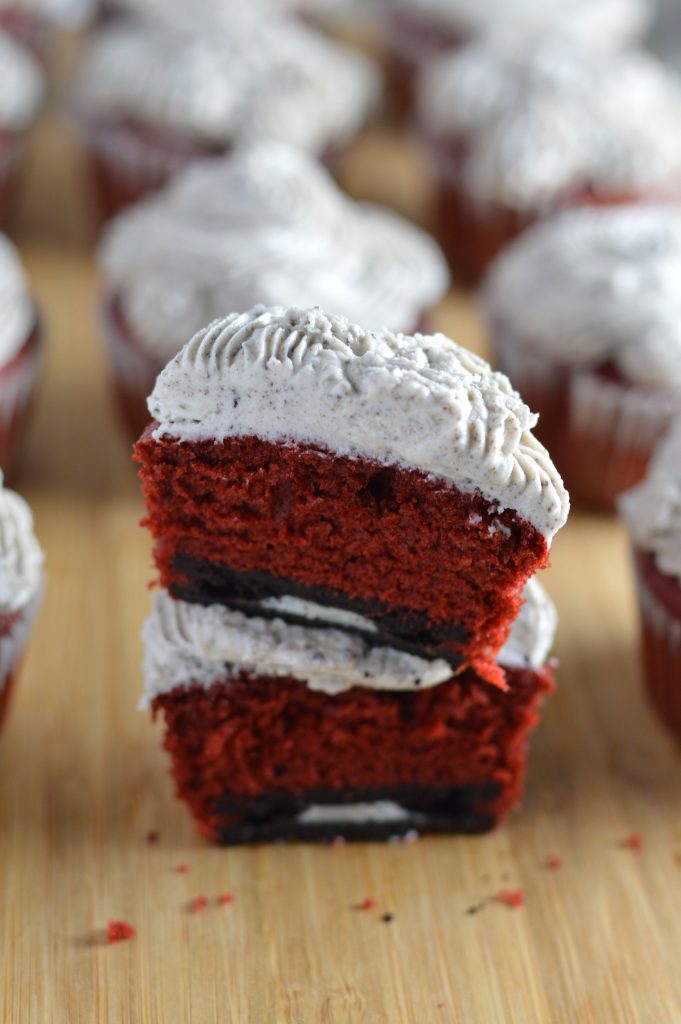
2, 42, 681, 1024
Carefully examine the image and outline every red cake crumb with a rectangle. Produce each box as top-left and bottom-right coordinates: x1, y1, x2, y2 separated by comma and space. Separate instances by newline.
355, 898, 377, 911
152, 664, 553, 842
107, 920, 136, 943
218, 893, 235, 905
623, 834, 643, 851
189, 897, 207, 913
135, 433, 549, 687
174, 864, 190, 874
145, 830, 159, 844
494, 889, 525, 909
545, 854, 562, 870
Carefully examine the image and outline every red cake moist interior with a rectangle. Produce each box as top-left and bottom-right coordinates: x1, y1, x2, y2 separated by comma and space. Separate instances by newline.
136, 432, 549, 686
153, 663, 554, 843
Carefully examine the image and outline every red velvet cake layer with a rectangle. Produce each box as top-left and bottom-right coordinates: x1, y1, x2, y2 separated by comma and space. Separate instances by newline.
153, 664, 554, 842
135, 433, 549, 686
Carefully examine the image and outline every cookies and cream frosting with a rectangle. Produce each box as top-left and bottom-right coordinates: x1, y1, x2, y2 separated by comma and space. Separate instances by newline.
419, 40, 681, 210
100, 144, 449, 360
141, 578, 556, 704
74, 16, 378, 152
484, 206, 681, 391
395, 0, 652, 48
0, 30, 44, 133
0, 234, 35, 369
0, 474, 43, 615
148, 305, 569, 539
619, 419, 681, 586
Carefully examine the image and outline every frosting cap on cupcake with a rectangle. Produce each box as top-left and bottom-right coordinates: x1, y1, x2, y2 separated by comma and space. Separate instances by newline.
0, 473, 43, 614
0, 233, 35, 369
0, 29, 44, 133
619, 419, 681, 586
419, 39, 681, 210
148, 305, 569, 539
99, 143, 449, 360
73, 15, 379, 152
394, 0, 652, 48
484, 205, 681, 391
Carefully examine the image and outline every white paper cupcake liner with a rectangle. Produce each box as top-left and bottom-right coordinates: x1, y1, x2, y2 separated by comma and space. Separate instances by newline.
0, 582, 43, 696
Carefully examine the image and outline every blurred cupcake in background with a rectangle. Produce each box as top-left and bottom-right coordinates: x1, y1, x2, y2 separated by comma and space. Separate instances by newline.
72, 11, 380, 221
418, 39, 681, 284
98, 142, 449, 436
0, 0, 92, 56
0, 233, 42, 471
483, 205, 681, 509
0, 473, 43, 730
382, 0, 653, 121
0, 30, 44, 227
619, 419, 681, 740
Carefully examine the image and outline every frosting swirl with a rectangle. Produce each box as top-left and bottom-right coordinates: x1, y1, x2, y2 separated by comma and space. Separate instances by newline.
74, 16, 378, 152
100, 143, 449, 360
484, 206, 681, 391
0, 474, 43, 614
419, 39, 681, 210
0, 233, 35, 369
142, 577, 556, 704
395, 0, 652, 48
0, 29, 44, 133
619, 418, 681, 585
148, 305, 569, 539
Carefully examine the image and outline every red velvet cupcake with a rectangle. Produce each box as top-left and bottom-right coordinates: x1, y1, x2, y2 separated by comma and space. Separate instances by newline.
0, 30, 43, 227
0, 474, 43, 732
134, 305, 568, 842
384, 0, 652, 122
418, 39, 681, 284
619, 420, 681, 740
98, 142, 449, 437
72, 12, 379, 221
483, 205, 681, 509
0, 233, 42, 472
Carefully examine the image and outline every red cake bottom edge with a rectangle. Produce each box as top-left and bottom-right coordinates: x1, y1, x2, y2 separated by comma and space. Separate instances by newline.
152, 664, 554, 844
634, 548, 681, 740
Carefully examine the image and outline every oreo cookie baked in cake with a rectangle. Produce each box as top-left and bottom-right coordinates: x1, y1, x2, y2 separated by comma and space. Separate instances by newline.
135, 306, 569, 842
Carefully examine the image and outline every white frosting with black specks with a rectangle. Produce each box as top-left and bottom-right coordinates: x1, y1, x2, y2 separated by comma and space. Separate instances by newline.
619, 418, 681, 585
0, 475, 43, 614
484, 205, 681, 391
99, 144, 448, 360
396, 0, 652, 48
141, 578, 556, 704
148, 305, 569, 539
0, 234, 34, 369
419, 40, 681, 211
74, 17, 378, 152
0, 30, 43, 133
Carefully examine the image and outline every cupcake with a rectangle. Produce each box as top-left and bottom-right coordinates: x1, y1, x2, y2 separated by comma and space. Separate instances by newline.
98, 142, 449, 436
0, 30, 44, 227
619, 419, 681, 739
383, 0, 653, 121
483, 205, 681, 509
72, 12, 380, 220
135, 306, 567, 842
0, 233, 42, 471
0, 474, 43, 730
418, 39, 681, 284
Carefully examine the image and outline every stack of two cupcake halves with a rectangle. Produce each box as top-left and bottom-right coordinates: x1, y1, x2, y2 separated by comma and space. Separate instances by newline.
135, 305, 569, 844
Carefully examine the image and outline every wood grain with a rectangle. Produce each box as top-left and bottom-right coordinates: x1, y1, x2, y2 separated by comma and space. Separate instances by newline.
2, 42, 681, 1024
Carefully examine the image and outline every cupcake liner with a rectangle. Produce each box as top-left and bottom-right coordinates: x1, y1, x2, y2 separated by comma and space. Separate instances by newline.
100, 292, 163, 438
492, 324, 681, 508
0, 583, 43, 730
633, 549, 681, 740
0, 132, 26, 230
80, 119, 226, 222
0, 317, 43, 473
